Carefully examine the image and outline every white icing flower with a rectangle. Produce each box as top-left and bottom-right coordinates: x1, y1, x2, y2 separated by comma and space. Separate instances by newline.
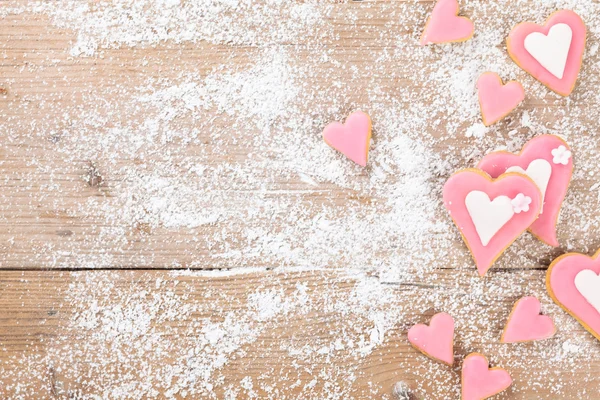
551, 145, 571, 165
511, 193, 532, 214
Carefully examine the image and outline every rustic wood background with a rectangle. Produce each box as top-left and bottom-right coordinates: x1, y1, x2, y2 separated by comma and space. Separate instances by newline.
1, 0, 600, 399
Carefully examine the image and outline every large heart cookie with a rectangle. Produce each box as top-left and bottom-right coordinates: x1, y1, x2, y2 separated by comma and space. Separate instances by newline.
323, 111, 371, 167
547, 250, 600, 341
501, 296, 556, 343
443, 169, 542, 276
420, 0, 474, 45
507, 10, 586, 96
407, 312, 454, 366
477, 72, 525, 126
478, 135, 573, 247
462, 353, 512, 400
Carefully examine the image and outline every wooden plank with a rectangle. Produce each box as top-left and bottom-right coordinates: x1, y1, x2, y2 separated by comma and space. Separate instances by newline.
2, 6, 600, 270
0, 269, 599, 399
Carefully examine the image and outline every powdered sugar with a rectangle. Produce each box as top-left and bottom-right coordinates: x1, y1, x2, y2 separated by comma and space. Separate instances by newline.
18, 0, 330, 55
2, 0, 600, 398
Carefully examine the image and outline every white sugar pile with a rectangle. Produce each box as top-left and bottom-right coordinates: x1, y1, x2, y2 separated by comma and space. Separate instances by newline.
2, 0, 600, 398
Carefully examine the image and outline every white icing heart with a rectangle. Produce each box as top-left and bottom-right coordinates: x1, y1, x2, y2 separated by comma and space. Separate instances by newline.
524, 23, 572, 79
506, 159, 552, 213
575, 270, 600, 314
465, 191, 514, 246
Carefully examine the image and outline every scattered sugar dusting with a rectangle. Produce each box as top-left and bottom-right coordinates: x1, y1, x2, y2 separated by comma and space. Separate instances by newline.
1, 0, 600, 398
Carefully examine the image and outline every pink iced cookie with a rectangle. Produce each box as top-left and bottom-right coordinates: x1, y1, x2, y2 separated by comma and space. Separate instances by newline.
501, 296, 556, 343
443, 169, 542, 276
462, 354, 512, 400
477, 72, 525, 126
407, 312, 454, 366
547, 249, 600, 342
323, 111, 371, 167
477, 135, 573, 247
420, 0, 474, 45
507, 10, 586, 96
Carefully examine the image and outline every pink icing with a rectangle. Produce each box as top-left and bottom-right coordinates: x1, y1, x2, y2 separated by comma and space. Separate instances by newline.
420, 0, 474, 45
462, 354, 512, 400
477, 135, 573, 247
477, 72, 525, 126
322, 111, 371, 167
501, 296, 556, 343
407, 312, 454, 365
443, 170, 542, 276
507, 10, 586, 96
547, 251, 600, 341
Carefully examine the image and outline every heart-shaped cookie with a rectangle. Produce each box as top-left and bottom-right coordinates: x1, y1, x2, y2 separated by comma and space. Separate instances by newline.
323, 111, 371, 167
443, 169, 542, 276
407, 312, 454, 366
547, 250, 600, 341
507, 10, 586, 96
420, 0, 474, 45
477, 72, 525, 126
501, 296, 556, 343
478, 135, 573, 247
462, 353, 512, 400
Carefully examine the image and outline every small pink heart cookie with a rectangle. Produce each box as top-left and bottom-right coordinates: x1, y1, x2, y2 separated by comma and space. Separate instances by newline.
478, 135, 573, 247
443, 169, 542, 276
477, 72, 525, 126
507, 10, 586, 96
462, 353, 512, 400
407, 312, 454, 366
547, 249, 600, 341
323, 111, 371, 167
420, 0, 474, 45
501, 296, 556, 343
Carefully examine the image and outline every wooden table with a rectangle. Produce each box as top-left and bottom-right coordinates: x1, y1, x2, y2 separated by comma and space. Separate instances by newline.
1, 1, 600, 398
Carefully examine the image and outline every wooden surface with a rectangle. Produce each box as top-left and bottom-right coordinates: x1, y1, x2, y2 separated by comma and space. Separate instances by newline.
2, 1, 600, 399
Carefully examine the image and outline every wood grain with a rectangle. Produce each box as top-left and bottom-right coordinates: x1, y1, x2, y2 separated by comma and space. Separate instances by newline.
2, 1, 600, 398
